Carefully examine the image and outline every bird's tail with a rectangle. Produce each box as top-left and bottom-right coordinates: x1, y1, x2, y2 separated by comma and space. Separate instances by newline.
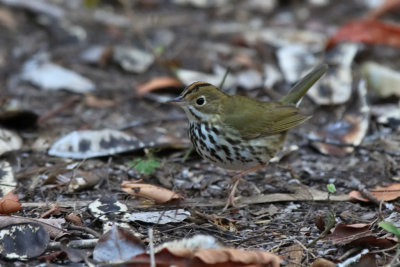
279, 64, 328, 105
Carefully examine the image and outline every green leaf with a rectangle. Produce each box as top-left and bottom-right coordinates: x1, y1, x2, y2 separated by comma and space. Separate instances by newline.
130, 158, 161, 175
327, 184, 336, 194
379, 221, 400, 239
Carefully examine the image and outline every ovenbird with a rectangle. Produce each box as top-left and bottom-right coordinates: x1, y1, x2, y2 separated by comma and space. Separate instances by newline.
169, 64, 328, 209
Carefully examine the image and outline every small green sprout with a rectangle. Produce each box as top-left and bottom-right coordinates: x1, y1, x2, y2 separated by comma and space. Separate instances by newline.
129, 158, 161, 175
327, 184, 337, 194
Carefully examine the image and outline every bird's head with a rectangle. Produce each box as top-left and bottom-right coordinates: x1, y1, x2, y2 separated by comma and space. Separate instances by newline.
168, 82, 227, 122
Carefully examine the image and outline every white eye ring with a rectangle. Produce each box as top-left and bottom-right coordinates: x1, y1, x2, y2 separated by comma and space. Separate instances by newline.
196, 96, 206, 106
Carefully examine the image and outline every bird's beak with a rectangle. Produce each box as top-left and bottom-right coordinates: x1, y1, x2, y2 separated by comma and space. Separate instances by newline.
167, 95, 188, 106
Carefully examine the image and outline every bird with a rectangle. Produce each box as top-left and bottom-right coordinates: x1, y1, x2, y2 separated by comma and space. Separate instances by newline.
168, 64, 328, 210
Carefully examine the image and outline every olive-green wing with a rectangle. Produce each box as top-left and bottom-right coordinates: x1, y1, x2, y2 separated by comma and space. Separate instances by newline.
221, 96, 310, 139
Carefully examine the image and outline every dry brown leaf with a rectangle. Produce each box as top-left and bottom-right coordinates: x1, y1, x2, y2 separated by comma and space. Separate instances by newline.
135, 247, 281, 267
311, 258, 336, 267
0, 190, 21, 214
136, 77, 183, 97
121, 181, 183, 204
349, 183, 400, 202
284, 244, 303, 267
65, 213, 83, 226
327, 223, 371, 245
170, 248, 281, 267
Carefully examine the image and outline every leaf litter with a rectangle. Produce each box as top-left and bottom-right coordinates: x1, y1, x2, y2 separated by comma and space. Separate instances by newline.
1, 0, 400, 266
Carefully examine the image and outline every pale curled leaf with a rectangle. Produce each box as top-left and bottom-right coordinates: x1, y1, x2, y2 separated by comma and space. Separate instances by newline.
121, 181, 183, 204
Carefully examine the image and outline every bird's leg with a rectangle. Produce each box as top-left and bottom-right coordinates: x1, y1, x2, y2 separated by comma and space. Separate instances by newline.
223, 164, 265, 211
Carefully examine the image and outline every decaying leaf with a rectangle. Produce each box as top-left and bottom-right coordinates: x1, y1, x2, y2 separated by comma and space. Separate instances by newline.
327, 223, 396, 248
93, 224, 145, 262
135, 246, 281, 267
0, 223, 49, 260
88, 197, 128, 221
0, 190, 21, 214
0, 216, 65, 239
349, 183, 400, 202
130, 234, 281, 267
283, 244, 303, 266
121, 180, 183, 204
48, 129, 150, 159
129, 209, 190, 224
327, 223, 371, 245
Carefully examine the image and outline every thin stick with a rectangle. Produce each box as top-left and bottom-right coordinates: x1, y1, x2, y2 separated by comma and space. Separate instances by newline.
148, 228, 155, 267
219, 67, 231, 89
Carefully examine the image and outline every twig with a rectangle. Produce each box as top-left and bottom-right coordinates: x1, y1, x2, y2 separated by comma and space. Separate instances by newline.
38, 95, 80, 125
218, 67, 231, 89
293, 239, 316, 259
350, 176, 398, 211
40, 203, 59, 218
21, 187, 351, 210
47, 239, 98, 250
68, 224, 102, 238
148, 228, 155, 267
337, 249, 369, 267
390, 245, 400, 266
306, 211, 335, 248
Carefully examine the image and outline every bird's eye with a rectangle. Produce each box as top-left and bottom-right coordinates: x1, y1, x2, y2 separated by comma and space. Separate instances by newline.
196, 96, 206, 106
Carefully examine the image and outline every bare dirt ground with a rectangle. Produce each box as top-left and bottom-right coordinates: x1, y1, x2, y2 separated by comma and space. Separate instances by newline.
1, 0, 400, 266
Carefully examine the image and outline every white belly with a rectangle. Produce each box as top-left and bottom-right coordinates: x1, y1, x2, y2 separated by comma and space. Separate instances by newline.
189, 122, 282, 170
